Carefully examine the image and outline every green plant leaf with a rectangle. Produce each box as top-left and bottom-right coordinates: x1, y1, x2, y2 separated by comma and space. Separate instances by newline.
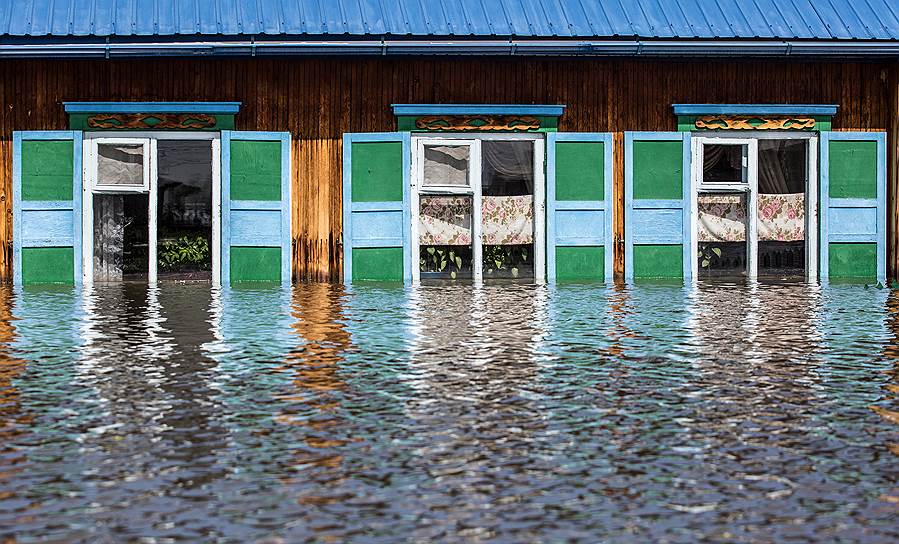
511, 267, 519, 278
450, 270, 456, 279
427, 247, 435, 255
711, 247, 722, 257
701, 259, 710, 267
455, 256, 462, 268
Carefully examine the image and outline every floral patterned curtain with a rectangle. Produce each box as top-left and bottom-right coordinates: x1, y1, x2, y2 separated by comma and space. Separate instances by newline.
419, 195, 533, 246
698, 193, 804, 242
758, 193, 804, 242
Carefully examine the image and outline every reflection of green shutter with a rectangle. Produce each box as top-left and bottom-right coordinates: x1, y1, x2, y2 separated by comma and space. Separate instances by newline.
820, 132, 885, 282
221, 131, 292, 285
13, 131, 82, 285
342, 133, 411, 283
624, 132, 692, 281
546, 133, 613, 282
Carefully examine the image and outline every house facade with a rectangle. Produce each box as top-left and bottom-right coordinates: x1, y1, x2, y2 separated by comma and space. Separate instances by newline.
1, 1, 897, 284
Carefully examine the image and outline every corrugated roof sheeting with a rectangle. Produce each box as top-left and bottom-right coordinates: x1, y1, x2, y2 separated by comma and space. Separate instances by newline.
2, 0, 897, 40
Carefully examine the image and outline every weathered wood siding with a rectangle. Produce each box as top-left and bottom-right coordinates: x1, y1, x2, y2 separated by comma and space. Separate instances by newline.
0, 58, 893, 281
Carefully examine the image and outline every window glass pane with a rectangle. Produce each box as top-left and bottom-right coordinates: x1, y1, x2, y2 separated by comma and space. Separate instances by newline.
698, 193, 746, 277
758, 140, 807, 275
156, 141, 213, 279
97, 144, 144, 186
703, 144, 745, 183
93, 193, 149, 281
419, 195, 473, 280
423, 145, 469, 187
481, 141, 534, 279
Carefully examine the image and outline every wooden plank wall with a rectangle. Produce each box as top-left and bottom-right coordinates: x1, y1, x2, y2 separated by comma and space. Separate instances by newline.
0, 58, 893, 282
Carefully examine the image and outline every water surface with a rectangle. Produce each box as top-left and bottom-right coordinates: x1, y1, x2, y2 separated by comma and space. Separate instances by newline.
1, 282, 897, 542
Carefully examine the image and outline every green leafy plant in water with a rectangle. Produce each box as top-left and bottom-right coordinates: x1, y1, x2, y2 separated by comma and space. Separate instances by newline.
159, 234, 210, 271
698, 245, 722, 269
421, 246, 464, 279
484, 245, 528, 278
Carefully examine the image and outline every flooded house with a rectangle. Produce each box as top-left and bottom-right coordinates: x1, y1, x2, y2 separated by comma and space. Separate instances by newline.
0, 1, 897, 285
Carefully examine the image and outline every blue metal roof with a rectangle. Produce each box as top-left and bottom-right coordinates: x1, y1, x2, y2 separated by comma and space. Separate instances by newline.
2, 0, 898, 41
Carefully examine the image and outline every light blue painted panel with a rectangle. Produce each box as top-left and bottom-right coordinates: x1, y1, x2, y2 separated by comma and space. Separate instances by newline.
230, 209, 281, 246
221, 131, 292, 286
21, 209, 74, 245
342, 132, 412, 284
828, 206, 877, 238
556, 210, 605, 244
13, 131, 82, 285
632, 208, 683, 244
623, 131, 692, 282
819, 132, 886, 283
546, 132, 614, 283
351, 210, 405, 245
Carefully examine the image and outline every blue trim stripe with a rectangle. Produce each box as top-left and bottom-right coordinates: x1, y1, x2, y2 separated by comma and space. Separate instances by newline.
546, 132, 614, 283
819, 131, 887, 283
72, 132, 83, 285
64, 102, 242, 114
221, 130, 293, 286
672, 104, 839, 116
12, 132, 22, 286
342, 132, 412, 284
351, 201, 405, 212
13, 130, 81, 285
623, 131, 692, 282
392, 104, 566, 117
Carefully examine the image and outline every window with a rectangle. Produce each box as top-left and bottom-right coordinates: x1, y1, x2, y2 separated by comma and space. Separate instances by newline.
91, 138, 151, 191
412, 135, 544, 282
692, 135, 816, 280
84, 133, 220, 283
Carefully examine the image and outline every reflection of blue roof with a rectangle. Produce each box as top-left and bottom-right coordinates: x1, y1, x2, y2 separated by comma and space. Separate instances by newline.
3, 0, 898, 40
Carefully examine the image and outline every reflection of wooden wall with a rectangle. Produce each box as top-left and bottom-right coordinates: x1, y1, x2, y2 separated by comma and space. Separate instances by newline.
0, 58, 894, 281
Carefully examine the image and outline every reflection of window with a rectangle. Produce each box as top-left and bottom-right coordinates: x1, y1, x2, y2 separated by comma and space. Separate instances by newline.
415, 137, 540, 282
93, 139, 150, 191
423, 145, 470, 187
703, 144, 746, 183
757, 139, 807, 274
694, 136, 812, 279
698, 193, 747, 277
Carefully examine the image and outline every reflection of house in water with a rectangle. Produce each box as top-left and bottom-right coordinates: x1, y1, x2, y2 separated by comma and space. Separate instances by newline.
277, 284, 351, 475
0, 287, 27, 505
77, 284, 229, 491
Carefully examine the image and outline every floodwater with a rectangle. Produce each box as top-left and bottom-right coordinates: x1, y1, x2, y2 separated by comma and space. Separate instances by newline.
0, 282, 897, 543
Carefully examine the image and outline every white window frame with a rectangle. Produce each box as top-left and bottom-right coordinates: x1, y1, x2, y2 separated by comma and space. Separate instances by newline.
82, 131, 221, 285
690, 132, 818, 281
88, 137, 152, 192
411, 133, 545, 283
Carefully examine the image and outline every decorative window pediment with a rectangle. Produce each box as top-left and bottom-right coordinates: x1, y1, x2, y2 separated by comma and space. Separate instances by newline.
673, 104, 839, 132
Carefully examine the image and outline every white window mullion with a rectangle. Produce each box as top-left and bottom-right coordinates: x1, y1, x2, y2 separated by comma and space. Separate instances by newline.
472, 139, 483, 283
82, 141, 94, 285
211, 137, 222, 286
533, 138, 546, 283
806, 136, 818, 282
411, 140, 422, 283
747, 139, 759, 280
148, 138, 158, 284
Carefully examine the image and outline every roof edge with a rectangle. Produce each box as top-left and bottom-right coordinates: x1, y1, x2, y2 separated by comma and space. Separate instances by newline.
2, 39, 899, 59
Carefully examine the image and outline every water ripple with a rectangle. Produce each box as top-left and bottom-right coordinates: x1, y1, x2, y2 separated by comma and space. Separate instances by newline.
0, 282, 897, 542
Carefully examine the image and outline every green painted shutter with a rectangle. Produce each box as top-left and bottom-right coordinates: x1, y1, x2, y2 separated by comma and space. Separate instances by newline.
546, 133, 613, 282
13, 131, 82, 285
820, 132, 885, 282
342, 133, 411, 283
221, 131, 292, 285
624, 132, 692, 281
